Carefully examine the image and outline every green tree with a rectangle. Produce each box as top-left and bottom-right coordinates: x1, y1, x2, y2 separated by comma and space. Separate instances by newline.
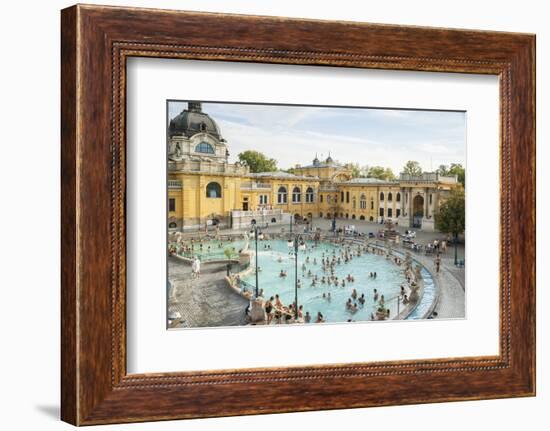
449, 163, 465, 187
224, 247, 237, 260
435, 188, 466, 265
383, 167, 396, 180
403, 160, 423, 176
437, 163, 465, 186
237, 150, 277, 173
436, 164, 450, 176
345, 163, 361, 178
367, 166, 396, 180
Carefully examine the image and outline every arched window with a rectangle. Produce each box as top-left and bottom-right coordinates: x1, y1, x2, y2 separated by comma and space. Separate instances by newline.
292, 187, 301, 203
351, 214, 356, 220
277, 186, 287, 204
360, 194, 367, 210
195, 142, 215, 154
388, 208, 393, 218
352, 197, 356, 209
168, 222, 177, 228
359, 215, 365, 221
380, 192, 385, 201
206, 182, 222, 198
319, 212, 323, 218
396, 192, 401, 202
305, 187, 314, 203
370, 198, 374, 210
388, 192, 393, 202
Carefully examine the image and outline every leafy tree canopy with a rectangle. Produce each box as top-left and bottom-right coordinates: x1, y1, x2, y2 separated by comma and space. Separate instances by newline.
237, 150, 277, 173
435, 188, 465, 236
367, 166, 396, 180
402, 160, 423, 176
436, 163, 465, 186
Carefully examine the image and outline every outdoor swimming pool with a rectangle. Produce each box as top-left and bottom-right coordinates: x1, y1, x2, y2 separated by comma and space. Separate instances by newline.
242, 239, 409, 323
172, 239, 248, 261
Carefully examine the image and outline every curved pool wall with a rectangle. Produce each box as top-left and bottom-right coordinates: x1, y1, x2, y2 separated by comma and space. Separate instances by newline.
387, 248, 439, 320
405, 267, 437, 319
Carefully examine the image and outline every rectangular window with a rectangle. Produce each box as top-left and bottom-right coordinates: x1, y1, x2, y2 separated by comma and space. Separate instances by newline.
396, 209, 401, 218
168, 198, 176, 212
341, 192, 344, 202
388, 208, 393, 218
320, 194, 323, 203
346, 191, 350, 203
379, 208, 384, 217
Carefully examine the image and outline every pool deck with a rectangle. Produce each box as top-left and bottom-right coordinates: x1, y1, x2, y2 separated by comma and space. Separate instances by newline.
168, 256, 249, 328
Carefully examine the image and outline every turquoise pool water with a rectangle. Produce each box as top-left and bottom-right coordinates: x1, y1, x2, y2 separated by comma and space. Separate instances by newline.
243, 239, 407, 323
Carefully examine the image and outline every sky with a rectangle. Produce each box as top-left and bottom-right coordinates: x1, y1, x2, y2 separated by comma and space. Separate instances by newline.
167, 101, 466, 175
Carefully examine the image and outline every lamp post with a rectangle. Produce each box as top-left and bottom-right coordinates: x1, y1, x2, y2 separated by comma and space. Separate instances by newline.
293, 235, 302, 320
453, 232, 459, 266
251, 220, 259, 298
396, 295, 400, 319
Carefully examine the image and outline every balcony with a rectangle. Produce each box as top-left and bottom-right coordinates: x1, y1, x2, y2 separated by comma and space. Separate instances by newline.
167, 180, 182, 190
240, 182, 272, 191
168, 159, 249, 175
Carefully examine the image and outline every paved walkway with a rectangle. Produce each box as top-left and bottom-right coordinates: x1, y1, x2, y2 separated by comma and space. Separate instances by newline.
168, 257, 249, 328
400, 248, 465, 319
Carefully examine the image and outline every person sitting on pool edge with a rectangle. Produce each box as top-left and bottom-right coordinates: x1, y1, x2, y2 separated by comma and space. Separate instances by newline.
264, 297, 274, 324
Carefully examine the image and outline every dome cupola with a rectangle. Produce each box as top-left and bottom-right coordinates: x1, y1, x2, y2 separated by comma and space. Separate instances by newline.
168, 102, 222, 139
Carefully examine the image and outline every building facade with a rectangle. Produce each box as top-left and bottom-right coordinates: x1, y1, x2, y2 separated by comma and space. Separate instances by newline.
168, 103, 461, 232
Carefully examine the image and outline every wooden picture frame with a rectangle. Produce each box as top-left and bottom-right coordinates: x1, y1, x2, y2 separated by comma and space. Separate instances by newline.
61, 4, 536, 425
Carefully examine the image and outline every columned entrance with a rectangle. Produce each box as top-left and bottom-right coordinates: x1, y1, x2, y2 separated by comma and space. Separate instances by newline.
412, 195, 424, 228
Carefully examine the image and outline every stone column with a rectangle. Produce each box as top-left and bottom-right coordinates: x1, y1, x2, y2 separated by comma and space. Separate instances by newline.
425, 187, 429, 218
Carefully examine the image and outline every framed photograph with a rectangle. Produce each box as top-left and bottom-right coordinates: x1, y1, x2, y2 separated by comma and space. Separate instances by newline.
61, 4, 536, 425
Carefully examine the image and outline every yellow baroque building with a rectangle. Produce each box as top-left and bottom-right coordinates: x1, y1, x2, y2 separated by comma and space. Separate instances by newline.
168, 103, 461, 232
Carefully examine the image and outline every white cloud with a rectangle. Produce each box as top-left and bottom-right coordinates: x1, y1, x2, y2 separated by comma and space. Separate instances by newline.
167, 101, 466, 174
